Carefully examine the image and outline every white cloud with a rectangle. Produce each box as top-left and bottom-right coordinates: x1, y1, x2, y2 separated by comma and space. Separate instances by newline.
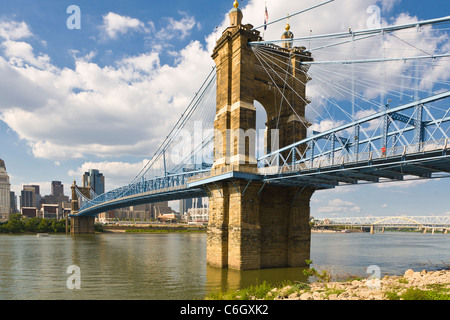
68, 160, 150, 191
375, 176, 431, 188
101, 12, 149, 39
158, 12, 198, 40
317, 198, 361, 215
308, 119, 345, 134
0, 20, 32, 40
0, 31, 213, 161
2, 40, 51, 69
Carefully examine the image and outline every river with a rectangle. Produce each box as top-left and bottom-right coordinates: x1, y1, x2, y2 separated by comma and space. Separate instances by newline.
0, 232, 448, 300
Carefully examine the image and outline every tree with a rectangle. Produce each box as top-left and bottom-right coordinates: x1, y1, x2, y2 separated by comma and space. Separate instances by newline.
37, 219, 50, 233
5, 215, 24, 233
25, 217, 41, 232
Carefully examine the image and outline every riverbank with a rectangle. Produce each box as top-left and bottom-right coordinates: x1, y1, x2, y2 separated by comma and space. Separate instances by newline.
207, 269, 450, 300
102, 224, 206, 233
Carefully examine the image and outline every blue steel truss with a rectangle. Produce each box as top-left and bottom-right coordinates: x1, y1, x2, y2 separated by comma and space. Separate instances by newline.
75, 91, 450, 217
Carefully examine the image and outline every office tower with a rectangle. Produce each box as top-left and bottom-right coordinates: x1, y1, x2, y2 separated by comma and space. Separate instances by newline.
42, 181, 69, 211
82, 169, 105, 195
20, 188, 35, 208
10, 191, 17, 214
179, 197, 204, 215
21, 185, 41, 209
0, 159, 11, 220
51, 181, 64, 197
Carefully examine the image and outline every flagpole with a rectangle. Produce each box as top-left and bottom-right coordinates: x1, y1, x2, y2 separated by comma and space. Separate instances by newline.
263, 1, 268, 39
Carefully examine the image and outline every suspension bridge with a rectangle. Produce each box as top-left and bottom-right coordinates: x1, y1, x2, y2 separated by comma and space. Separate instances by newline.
70, 1, 450, 270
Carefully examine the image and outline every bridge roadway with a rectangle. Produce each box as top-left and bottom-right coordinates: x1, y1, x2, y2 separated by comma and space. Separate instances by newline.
75, 138, 450, 217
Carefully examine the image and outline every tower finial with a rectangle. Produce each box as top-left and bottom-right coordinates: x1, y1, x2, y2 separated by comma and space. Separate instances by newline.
285, 22, 290, 32
229, 0, 243, 27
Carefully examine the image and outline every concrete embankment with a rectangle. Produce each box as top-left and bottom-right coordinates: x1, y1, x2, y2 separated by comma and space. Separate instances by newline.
272, 269, 450, 300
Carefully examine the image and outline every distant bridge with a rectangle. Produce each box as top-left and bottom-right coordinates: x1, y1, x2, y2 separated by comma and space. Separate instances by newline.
315, 216, 450, 233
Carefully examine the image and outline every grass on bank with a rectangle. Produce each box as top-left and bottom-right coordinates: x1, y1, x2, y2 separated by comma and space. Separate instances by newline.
206, 280, 310, 300
385, 284, 450, 300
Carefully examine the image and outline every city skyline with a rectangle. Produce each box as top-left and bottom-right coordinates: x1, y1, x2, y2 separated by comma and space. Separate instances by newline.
0, 0, 449, 218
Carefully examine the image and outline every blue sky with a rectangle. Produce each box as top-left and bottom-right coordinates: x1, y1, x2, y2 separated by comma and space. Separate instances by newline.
0, 0, 449, 218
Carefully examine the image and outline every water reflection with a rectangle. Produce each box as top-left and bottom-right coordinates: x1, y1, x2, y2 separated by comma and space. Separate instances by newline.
0, 232, 448, 300
205, 265, 309, 295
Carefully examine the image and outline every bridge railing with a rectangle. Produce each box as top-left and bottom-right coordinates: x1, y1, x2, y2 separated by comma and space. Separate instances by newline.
188, 164, 260, 183
186, 137, 449, 181
79, 168, 210, 212
258, 137, 449, 175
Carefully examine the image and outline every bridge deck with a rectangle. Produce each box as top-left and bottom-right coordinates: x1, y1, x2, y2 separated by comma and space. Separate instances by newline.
75, 142, 449, 217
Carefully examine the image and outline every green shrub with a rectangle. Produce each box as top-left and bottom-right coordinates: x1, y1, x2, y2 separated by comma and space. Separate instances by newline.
400, 288, 450, 300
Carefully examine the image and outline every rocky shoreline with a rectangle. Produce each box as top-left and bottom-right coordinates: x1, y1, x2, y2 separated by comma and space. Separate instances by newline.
271, 269, 450, 300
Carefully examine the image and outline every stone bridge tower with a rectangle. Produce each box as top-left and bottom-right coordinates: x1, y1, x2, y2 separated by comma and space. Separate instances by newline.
207, 1, 315, 270
70, 181, 95, 234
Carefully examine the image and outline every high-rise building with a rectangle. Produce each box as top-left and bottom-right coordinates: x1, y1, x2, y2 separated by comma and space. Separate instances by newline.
0, 159, 11, 220
82, 169, 105, 195
20, 185, 41, 209
10, 191, 17, 214
42, 181, 69, 212
179, 197, 205, 215
20, 188, 35, 208
51, 181, 64, 197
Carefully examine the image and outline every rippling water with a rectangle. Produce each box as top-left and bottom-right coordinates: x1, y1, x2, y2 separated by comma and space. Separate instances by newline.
0, 232, 448, 300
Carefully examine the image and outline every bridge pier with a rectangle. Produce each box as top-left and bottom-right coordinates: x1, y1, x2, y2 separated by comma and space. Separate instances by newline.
207, 181, 314, 270
70, 216, 95, 234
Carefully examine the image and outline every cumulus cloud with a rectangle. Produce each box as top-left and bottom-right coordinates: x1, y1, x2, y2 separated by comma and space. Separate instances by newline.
68, 160, 150, 191
0, 35, 213, 160
101, 12, 149, 39
2, 40, 51, 69
317, 198, 361, 215
375, 176, 431, 188
0, 20, 32, 40
157, 12, 199, 40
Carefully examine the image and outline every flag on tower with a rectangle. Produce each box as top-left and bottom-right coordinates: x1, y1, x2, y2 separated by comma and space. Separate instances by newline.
264, 4, 269, 30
